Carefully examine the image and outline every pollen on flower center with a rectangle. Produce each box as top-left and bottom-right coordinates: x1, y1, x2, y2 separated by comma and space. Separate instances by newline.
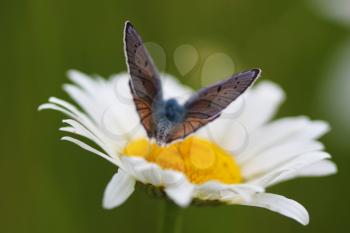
123, 137, 242, 184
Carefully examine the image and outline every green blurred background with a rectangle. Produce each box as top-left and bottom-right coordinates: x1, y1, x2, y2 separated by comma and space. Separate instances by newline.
1, 0, 349, 232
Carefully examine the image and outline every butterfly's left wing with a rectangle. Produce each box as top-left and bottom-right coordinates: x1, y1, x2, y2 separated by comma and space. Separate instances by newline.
166, 68, 261, 143
124, 21, 162, 138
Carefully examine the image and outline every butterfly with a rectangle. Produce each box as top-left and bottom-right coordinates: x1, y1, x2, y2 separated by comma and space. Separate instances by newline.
124, 21, 261, 145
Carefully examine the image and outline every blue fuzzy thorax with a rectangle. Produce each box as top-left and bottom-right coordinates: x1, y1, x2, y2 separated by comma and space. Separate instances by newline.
153, 98, 186, 144
164, 98, 186, 123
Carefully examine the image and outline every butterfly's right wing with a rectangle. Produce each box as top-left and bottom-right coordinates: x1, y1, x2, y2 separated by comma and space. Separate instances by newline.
124, 21, 162, 138
166, 69, 261, 143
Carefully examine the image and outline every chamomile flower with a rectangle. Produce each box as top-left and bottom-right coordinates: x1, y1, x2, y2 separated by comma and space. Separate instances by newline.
39, 70, 336, 225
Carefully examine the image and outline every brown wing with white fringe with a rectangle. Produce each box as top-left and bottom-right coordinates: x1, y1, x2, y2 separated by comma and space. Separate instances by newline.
166, 69, 261, 143
124, 21, 162, 138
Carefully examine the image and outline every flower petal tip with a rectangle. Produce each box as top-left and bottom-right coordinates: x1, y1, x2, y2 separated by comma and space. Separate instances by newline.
66, 69, 81, 77
102, 171, 136, 209
37, 104, 46, 111
244, 193, 310, 225
165, 184, 194, 207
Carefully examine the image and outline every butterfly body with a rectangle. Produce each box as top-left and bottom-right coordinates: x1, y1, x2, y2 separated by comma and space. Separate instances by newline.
152, 98, 186, 145
164, 98, 186, 123
124, 21, 261, 145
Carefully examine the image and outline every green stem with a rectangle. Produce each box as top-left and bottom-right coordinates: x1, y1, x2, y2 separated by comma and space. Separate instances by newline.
158, 201, 184, 233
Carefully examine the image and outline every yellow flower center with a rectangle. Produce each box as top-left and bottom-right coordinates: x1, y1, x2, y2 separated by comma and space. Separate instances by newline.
123, 137, 242, 184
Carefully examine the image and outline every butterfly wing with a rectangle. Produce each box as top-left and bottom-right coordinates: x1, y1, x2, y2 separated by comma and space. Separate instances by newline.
124, 21, 162, 138
166, 68, 261, 143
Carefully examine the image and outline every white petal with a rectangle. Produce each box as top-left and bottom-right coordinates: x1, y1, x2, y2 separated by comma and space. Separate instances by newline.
120, 156, 163, 184
61, 136, 121, 167
197, 118, 249, 154
234, 81, 285, 132
120, 156, 194, 206
163, 171, 194, 207
40, 97, 123, 161
194, 181, 224, 200
47, 97, 112, 145
238, 117, 330, 164
68, 70, 98, 94
194, 181, 264, 203
108, 73, 135, 104
120, 156, 150, 183
297, 160, 337, 177
137, 163, 164, 186
242, 141, 324, 179
63, 84, 97, 120
38, 103, 76, 119
61, 118, 121, 155
271, 160, 337, 184
102, 170, 136, 209
239, 193, 309, 225
248, 151, 330, 187
65, 72, 144, 142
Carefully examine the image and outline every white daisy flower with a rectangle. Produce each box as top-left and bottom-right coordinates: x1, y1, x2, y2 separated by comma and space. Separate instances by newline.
39, 70, 336, 226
